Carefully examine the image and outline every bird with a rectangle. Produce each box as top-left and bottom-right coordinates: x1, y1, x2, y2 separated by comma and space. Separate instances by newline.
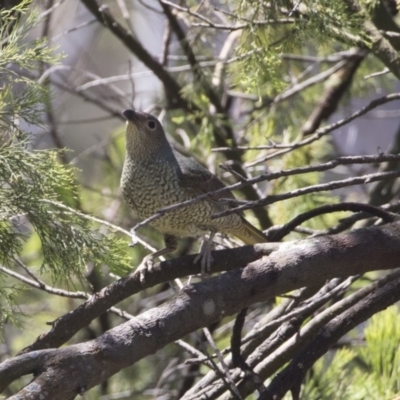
120, 109, 267, 281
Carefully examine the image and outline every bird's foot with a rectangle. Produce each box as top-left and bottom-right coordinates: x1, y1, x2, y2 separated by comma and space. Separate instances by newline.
129, 229, 139, 248
195, 249, 213, 279
194, 233, 215, 279
135, 254, 155, 284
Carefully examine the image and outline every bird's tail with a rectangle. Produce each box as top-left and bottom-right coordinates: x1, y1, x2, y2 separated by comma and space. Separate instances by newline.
233, 218, 268, 245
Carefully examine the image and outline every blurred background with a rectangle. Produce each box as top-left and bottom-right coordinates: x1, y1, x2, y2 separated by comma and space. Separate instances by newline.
25, 1, 400, 165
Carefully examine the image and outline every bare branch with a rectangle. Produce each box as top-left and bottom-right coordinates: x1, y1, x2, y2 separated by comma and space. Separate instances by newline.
214, 169, 400, 218
248, 92, 400, 166
202, 327, 243, 400
0, 262, 134, 321
131, 153, 400, 231
301, 50, 366, 135
268, 202, 397, 241
259, 270, 400, 400
1, 264, 87, 299
19, 243, 279, 354
2, 222, 400, 398
194, 270, 399, 399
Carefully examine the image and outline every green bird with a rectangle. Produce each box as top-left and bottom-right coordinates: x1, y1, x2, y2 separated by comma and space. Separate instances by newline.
121, 109, 267, 281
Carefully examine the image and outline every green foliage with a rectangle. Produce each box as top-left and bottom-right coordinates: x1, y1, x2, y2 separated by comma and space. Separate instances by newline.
3, 140, 133, 274
0, 1, 131, 331
355, 306, 400, 399
230, 0, 361, 94
0, 285, 23, 329
300, 347, 356, 400
233, 44, 284, 95
0, 1, 57, 128
292, 1, 361, 46
1, 139, 132, 330
301, 306, 400, 400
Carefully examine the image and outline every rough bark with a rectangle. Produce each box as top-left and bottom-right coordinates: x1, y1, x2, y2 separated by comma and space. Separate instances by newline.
1, 221, 400, 399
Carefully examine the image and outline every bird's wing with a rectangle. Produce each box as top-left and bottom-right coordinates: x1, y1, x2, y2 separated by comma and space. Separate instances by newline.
174, 149, 268, 243
173, 149, 236, 206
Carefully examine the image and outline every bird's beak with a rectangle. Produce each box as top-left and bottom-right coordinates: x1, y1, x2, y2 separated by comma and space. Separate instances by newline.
122, 109, 138, 123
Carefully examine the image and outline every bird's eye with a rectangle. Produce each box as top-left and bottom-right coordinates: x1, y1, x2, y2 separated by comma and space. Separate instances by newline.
148, 120, 156, 130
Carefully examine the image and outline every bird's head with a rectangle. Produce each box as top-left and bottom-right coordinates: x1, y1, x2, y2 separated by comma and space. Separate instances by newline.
122, 109, 170, 158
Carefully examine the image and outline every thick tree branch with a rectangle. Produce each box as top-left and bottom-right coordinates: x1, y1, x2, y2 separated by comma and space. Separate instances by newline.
366, 0, 400, 49
259, 272, 400, 400
301, 50, 366, 135
20, 243, 279, 354
343, 0, 400, 80
195, 271, 398, 400
2, 221, 400, 399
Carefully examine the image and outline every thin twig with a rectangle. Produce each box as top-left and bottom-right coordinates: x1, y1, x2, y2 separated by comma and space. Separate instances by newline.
51, 18, 97, 40
116, 0, 135, 35
202, 327, 243, 400
269, 202, 398, 241
243, 276, 359, 346
41, 199, 154, 249
161, 0, 294, 30
259, 270, 400, 399
231, 308, 266, 392
214, 169, 400, 218
130, 153, 400, 231
1, 263, 134, 320
2, 264, 87, 298
175, 339, 215, 369
247, 92, 400, 167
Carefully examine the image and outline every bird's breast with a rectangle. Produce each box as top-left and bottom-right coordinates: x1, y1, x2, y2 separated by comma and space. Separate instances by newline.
121, 158, 182, 215
121, 157, 242, 237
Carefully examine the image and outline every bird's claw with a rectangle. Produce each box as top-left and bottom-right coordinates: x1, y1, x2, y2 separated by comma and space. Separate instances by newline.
129, 239, 139, 248
194, 236, 214, 279
194, 251, 213, 279
130, 229, 139, 248
136, 255, 155, 284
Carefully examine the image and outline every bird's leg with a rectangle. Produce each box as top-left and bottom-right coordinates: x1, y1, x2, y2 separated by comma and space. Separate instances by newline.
194, 231, 216, 279
136, 234, 177, 283
129, 228, 139, 247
